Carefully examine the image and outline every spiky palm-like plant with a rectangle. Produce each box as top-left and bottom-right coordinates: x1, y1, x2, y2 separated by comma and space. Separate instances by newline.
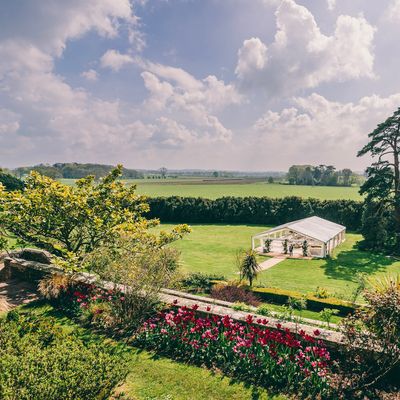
237, 249, 260, 287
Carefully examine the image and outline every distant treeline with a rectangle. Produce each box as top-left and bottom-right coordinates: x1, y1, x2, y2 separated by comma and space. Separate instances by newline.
146, 196, 363, 231
287, 164, 362, 187
13, 163, 144, 180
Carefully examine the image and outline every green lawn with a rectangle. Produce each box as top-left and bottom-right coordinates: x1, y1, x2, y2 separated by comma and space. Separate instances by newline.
161, 223, 400, 301
14, 302, 284, 400
59, 178, 362, 200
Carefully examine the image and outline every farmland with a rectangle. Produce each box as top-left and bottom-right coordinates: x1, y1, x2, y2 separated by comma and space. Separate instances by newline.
59, 178, 362, 201
159, 223, 400, 300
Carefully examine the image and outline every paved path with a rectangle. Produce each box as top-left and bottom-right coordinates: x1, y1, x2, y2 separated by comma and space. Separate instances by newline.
0, 263, 39, 312
259, 257, 286, 271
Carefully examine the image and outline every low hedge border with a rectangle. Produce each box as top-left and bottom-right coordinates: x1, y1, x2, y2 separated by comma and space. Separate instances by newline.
251, 287, 356, 316
209, 281, 356, 316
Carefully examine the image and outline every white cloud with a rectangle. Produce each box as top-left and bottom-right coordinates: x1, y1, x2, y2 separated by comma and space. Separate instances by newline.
100, 49, 134, 71
236, 0, 376, 95
253, 92, 400, 166
327, 0, 336, 11
385, 0, 400, 21
235, 38, 268, 79
139, 61, 242, 143
81, 69, 99, 81
0, 0, 135, 57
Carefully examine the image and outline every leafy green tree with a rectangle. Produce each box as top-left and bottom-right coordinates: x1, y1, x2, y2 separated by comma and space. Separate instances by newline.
358, 107, 400, 253
159, 167, 167, 179
0, 171, 24, 191
237, 249, 260, 287
0, 165, 189, 267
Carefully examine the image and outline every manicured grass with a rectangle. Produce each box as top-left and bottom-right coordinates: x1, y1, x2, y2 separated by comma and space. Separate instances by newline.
16, 302, 284, 400
59, 178, 362, 200
161, 224, 400, 301
257, 235, 400, 300
158, 223, 267, 277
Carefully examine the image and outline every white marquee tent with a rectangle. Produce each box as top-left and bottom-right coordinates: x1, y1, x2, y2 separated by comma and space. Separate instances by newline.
251, 216, 346, 258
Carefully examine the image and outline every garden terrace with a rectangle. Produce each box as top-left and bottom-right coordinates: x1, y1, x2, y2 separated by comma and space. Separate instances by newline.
1, 255, 344, 348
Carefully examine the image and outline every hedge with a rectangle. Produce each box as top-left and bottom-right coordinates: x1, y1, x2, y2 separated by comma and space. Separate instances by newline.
251, 287, 356, 316
146, 196, 363, 231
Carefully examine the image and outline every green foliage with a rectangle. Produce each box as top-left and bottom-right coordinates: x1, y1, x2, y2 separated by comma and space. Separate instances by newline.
251, 287, 355, 316
0, 312, 127, 400
256, 304, 272, 316
0, 166, 189, 268
0, 170, 24, 191
287, 164, 356, 187
313, 287, 330, 299
14, 162, 144, 180
180, 272, 226, 293
237, 249, 260, 287
263, 238, 272, 253
87, 235, 188, 330
302, 240, 308, 257
341, 274, 400, 394
358, 107, 400, 254
319, 308, 339, 327
232, 302, 252, 312
146, 196, 363, 231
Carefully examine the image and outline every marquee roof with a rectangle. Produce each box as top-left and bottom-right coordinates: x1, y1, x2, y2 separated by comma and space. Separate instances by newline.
253, 216, 345, 243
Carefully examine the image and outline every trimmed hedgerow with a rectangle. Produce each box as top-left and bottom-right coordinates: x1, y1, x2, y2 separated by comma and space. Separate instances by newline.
146, 196, 363, 231
252, 287, 355, 316
0, 311, 127, 400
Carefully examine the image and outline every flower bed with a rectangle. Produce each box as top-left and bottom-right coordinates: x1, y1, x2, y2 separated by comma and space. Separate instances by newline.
136, 303, 335, 397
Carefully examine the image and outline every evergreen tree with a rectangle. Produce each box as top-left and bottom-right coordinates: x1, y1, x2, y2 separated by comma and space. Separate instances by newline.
358, 107, 400, 253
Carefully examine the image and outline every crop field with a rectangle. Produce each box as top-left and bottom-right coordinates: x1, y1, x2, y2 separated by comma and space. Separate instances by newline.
159, 223, 400, 301
59, 178, 362, 200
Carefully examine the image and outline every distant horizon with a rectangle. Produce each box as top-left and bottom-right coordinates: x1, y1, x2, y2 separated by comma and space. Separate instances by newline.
5, 161, 366, 176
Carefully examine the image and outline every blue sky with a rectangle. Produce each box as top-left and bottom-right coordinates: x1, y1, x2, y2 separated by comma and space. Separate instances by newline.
1, 0, 400, 171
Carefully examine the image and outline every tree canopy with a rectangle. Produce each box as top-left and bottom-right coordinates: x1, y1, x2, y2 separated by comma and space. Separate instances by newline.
0, 165, 189, 267
0, 171, 24, 191
286, 164, 356, 187
358, 107, 400, 253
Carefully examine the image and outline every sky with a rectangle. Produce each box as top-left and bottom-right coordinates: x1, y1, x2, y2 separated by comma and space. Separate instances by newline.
1, 0, 400, 171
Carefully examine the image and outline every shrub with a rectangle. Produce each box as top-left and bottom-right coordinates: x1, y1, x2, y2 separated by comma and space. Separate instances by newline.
90, 243, 182, 331
340, 274, 400, 395
314, 286, 330, 299
180, 272, 226, 293
38, 273, 73, 300
256, 304, 272, 316
232, 302, 252, 312
236, 249, 260, 287
0, 312, 127, 400
251, 287, 355, 316
319, 308, 339, 328
211, 283, 261, 306
136, 305, 334, 398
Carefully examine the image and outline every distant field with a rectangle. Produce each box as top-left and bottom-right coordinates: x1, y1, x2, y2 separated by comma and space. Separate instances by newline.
59, 178, 362, 200
159, 223, 400, 300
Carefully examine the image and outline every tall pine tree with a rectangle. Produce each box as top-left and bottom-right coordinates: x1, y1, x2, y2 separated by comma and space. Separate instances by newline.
358, 107, 400, 253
